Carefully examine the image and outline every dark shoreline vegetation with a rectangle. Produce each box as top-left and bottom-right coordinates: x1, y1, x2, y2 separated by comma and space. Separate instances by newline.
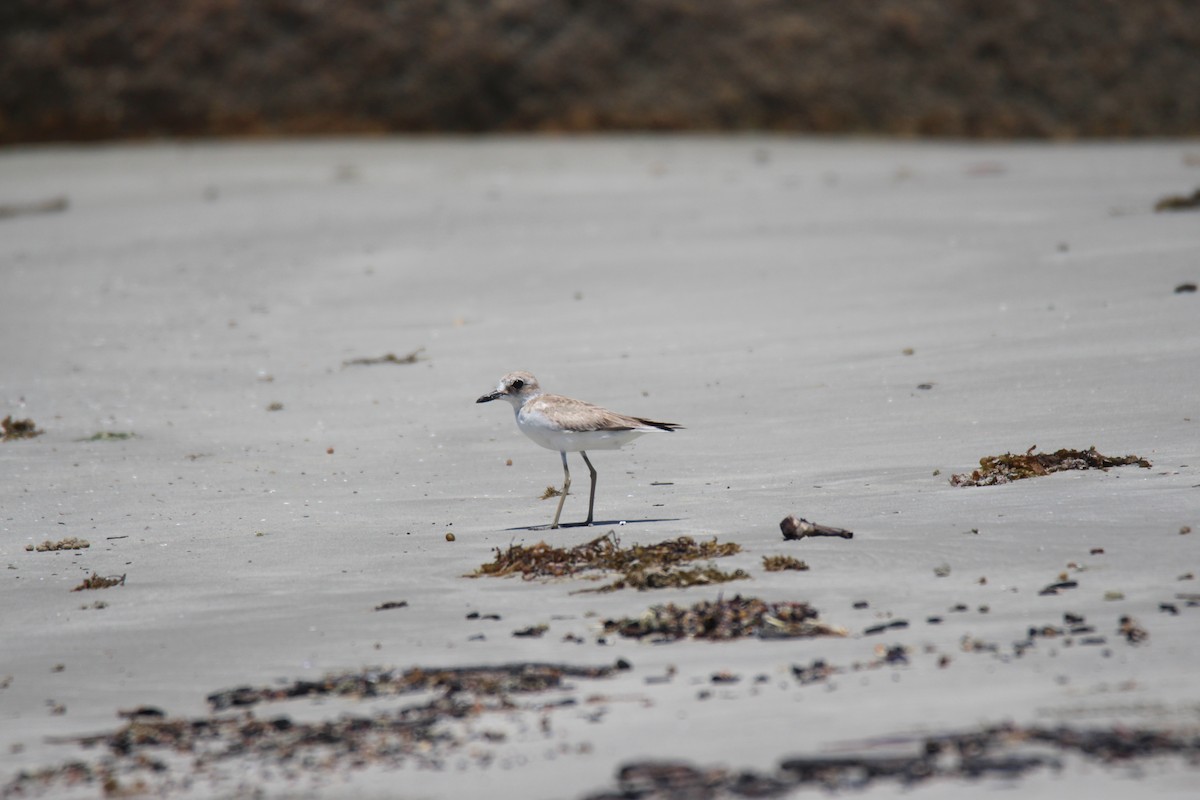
3, 0, 1200, 144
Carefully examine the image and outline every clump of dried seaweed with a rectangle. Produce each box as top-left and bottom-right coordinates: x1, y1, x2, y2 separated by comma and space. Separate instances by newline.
27, 537, 90, 552
1155, 187, 1200, 212
72, 573, 125, 591
80, 431, 135, 441
342, 347, 424, 367
1, 415, 42, 441
950, 446, 1151, 487
763, 555, 809, 572
602, 595, 846, 642
470, 532, 748, 592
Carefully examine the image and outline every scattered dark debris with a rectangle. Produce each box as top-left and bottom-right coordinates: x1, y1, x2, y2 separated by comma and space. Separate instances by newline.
0, 196, 68, 220
791, 659, 838, 685
1160, 603, 1178, 615
466, 611, 501, 621
998, 611, 1152, 659
762, 555, 809, 572
1039, 580, 1079, 596
710, 671, 740, 684
26, 538, 90, 552
584, 724, 1199, 797
780, 516, 854, 541
959, 635, 999, 653
798, 646, 914, 682
1091, 547, 1106, 555
71, 573, 125, 591
852, 600, 869, 609
926, 616, 943, 625
1, 416, 43, 441
342, 348, 424, 367
602, 595, 846, 642
116, 706, 165, 720
469, 531, 747, 592
10, 660, 627, 799
540, 485, 563, 499
1155, 187, 1200, 211
916, 382, 934, 390
1175, 283, 1197, 293
1182, 526, 1193, 535
373, 601, 408, 612
512, 624, 548, 638
1118, 616, 1148, 644
864, 620, 909, 636
80, 431, 136, 441
266, 402, 284, 411
951, 446, 1151, 486
933, 563, 951, 577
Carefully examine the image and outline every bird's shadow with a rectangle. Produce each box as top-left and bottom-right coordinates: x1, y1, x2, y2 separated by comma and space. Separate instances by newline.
504, 517, 681, 532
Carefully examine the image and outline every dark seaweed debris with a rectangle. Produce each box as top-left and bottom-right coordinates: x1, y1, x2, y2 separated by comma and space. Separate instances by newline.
762, 555, 809, 572
950, 446, 1151, 486
1, 415, 43, 441
470, 532, 748, 592
71, 573, 125, 591
373, 600, 408, 611
1155, 187, 1200, 211
207, 661, 626, 711
7, 661, 627, 799
342, 348, 424, 367
0, 196, 68, 220
602, 595, 846, 642
582, 724, 1200, 799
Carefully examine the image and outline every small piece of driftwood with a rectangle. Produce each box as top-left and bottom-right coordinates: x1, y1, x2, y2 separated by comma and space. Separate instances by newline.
780, 515, 854, 541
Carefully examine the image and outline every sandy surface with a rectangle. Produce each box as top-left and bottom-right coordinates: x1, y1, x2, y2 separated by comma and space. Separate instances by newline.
1, 136, 1198, 798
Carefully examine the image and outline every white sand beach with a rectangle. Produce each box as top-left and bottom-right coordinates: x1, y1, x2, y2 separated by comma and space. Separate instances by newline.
1, 137, 1198, 798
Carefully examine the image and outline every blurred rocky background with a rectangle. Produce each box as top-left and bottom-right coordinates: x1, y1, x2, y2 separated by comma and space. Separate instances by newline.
3, 0, 1199, 144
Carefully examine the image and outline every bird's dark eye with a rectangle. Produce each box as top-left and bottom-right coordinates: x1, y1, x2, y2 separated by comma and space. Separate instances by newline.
511, 379, 524, 390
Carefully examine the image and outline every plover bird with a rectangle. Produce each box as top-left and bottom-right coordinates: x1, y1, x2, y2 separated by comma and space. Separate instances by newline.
476, 371, 682, 528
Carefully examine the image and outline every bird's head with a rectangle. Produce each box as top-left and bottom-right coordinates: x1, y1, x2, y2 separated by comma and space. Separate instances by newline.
476, 371, 541, 407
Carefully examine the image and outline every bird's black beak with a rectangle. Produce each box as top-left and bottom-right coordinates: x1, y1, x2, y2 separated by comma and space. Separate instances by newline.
476, 391, 501, 403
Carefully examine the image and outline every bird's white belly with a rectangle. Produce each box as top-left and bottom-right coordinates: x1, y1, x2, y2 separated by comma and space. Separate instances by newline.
517, 411, 647, 452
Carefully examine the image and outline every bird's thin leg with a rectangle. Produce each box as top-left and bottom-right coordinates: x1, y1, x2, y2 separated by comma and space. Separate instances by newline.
580, 451, 597, 526
551, 451, 570, 529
